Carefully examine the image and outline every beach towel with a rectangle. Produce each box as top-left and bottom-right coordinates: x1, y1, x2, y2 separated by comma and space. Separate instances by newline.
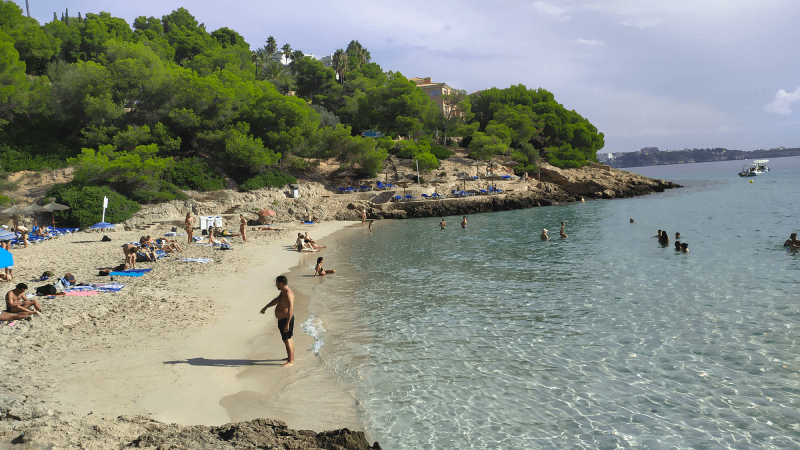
177, 258, 214, 263
121, 268, 152, 273
64, 290, 98, 296
109, 271, 146, 277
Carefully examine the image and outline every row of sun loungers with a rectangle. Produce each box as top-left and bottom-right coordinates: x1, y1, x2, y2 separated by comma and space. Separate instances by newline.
6, 226, 79, 247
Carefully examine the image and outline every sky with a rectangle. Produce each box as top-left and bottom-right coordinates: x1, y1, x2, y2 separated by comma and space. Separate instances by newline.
12, 0, 800, 153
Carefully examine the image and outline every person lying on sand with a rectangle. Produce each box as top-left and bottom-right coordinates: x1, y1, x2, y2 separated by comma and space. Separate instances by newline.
155, 238, 182, 253
253, 226, 282, 231
5, 283, 41, 315
314, 257, 335, 276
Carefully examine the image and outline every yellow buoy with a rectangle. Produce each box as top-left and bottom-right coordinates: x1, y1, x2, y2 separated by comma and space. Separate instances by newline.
750, 180, 753, 183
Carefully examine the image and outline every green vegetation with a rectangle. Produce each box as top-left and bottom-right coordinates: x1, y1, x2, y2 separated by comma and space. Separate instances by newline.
0, 1, 605, 224
45, 184, 141, 228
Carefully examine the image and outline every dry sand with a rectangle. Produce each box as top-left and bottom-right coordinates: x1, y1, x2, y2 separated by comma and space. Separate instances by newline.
0, 221, 362, 437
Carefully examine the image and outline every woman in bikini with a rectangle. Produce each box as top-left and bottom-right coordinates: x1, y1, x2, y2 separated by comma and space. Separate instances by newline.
315, 257, 335, 276
239, 214, 247, 243
185, 212, 194, 244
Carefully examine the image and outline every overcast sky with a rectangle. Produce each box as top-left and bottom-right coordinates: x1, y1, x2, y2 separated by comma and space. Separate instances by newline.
13, 0, 800, 153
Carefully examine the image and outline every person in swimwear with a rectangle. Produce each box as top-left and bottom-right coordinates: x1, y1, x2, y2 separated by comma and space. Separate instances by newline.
659, 230, 669, 246
184, 212, 194, 244
461, 216, 467, 229
680, 243, 689, 253
314, 257, 336, 276
541, 228, 549, 240
439, 218, 446, 229
653, 230, 662, 239
784, 233, 800, 249
259, 275, 295, 367
674, 241, 681, 251
5, 283, 40, 316
675, 231, 681, 240
122, 243, 138, 269
239, 214, 247, 243
559, 228, 568, 239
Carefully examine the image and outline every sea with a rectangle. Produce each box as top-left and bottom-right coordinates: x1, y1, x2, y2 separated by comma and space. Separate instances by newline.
300, 156, 800, 449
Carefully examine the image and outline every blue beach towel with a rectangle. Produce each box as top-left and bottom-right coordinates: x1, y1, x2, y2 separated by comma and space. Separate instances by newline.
109, 271, 146, 277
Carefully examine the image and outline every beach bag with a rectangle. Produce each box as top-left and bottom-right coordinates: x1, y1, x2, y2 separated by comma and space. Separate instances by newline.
219, 242, 231, 250
101, 235, 111, 242
36, 284, 57, 296
53, 278, 67, 292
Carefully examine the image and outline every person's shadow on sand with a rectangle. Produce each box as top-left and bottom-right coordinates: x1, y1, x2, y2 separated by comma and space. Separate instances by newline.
164, 357, 286, 367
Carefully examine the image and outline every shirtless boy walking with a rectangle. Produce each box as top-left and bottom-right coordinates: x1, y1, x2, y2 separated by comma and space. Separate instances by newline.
260, 275, 295, 367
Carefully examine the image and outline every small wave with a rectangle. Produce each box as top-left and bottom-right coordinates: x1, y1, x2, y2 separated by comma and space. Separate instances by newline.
301, 315, 326, 355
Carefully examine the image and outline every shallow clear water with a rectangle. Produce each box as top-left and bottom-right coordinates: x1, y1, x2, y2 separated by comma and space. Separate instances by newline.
307, 157, 800, 449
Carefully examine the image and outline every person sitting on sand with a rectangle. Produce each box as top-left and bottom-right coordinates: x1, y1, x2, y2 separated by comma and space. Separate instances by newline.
541, 228, 549, 240
784, 233, 800, 249
680, 243, 689, 253
33, 228, 51, 238
314, 257, 336, 276
155, 238, 182, 253
0, 310, 32, 322
138, 236, 158, 262
5, 283, 40, 316
122, 243, 138, 269
304, 231, 317, 246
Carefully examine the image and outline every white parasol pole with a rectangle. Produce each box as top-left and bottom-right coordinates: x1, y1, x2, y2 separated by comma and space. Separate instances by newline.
101, 196, 108, 223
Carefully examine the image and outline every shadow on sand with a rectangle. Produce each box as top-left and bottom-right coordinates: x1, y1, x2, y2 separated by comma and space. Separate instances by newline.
163, 357, 285, 367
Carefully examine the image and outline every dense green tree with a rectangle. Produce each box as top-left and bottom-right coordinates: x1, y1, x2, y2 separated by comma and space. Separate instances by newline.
162, 7, 213, 64
294, 57, 335, 102
0, 30, 32, 129
43, 16, 83, 63
80, 12, 133, 61
0, 1, 61, 74
356, 72, 439, 137
345, 40, 370, 72
331, 48, 347, 85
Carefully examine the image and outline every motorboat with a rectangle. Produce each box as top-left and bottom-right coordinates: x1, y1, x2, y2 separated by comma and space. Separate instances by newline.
738, 159, 769, 177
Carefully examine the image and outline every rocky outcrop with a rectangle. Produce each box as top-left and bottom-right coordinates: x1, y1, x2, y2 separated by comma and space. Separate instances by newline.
538, 163, 679, 200
0, 414, 381, 449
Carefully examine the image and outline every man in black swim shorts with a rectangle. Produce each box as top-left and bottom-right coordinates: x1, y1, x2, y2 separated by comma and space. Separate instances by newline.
260, 275, 295, 367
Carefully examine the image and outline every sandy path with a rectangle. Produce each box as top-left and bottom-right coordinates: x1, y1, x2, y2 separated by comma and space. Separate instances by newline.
0, 221, 361, 432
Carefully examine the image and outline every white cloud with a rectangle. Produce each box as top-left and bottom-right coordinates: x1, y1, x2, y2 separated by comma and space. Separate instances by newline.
531, 1, 573, 19
764, 87, 800, 114
576, 39, 605, 47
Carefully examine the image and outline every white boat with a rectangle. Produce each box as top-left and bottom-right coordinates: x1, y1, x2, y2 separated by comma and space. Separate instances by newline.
738, 159, 769, 177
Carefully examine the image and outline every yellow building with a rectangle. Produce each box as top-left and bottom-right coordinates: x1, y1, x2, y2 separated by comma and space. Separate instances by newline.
410, 77, 458, 116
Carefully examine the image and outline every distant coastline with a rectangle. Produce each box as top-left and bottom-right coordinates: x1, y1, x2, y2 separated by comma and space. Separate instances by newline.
600, 147, 800, 169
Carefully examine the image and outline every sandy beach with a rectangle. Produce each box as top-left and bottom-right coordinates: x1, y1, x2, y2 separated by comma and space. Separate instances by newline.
0, 220, 364, 445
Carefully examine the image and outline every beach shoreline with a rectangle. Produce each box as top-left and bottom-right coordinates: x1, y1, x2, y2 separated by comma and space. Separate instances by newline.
0, 220, 373, 447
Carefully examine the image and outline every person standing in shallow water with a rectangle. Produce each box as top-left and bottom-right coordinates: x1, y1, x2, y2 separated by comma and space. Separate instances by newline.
541, 228, 549, 240
260, 275, 295, 367
461, 216, 467, 229
440, 218, 446, 229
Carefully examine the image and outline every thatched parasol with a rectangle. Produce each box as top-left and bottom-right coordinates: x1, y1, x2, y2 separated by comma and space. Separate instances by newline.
40, 201, 70, 229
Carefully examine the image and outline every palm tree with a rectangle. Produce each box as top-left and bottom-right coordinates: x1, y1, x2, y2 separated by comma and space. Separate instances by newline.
289, 49, 304, 75
264, 36, 278, 60
281, 43, 292, 65
252, 48, 266, 76
262, 60, 292, 82
331, 49, 348, 85
345, 40, 371, 72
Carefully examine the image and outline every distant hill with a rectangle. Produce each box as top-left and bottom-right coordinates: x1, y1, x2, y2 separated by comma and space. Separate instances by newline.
601, 147, 800, 168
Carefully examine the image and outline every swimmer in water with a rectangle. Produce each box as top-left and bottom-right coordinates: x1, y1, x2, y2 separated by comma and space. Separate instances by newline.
675, 231, 681, 240
675, 241, 681, 251
653, 230, 662, 239
440, 219, 446, 229
680, 243, 689, 253
461, 216, 467, 229
541, 228, 549, 240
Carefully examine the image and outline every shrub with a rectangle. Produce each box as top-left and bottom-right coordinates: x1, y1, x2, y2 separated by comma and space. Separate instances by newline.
284, 155, 309, 171
429, 143, 454, 160
239, 169, 297, 191
0, 144, 72, 172
162, 157, 226, 191
45, 183, 141, 229
129, 180, 188, 204
0, 195, 12, 207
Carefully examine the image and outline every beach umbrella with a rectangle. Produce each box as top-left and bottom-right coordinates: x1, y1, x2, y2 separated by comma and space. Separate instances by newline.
0, 204, 34, 229
380, 167, 395, 182
0, 247, 12, 269
0, 230, 15, 242
40, 201, 70, 229
90, 222, 115, 229
338, 170, 357, 188
391, 180, 412, 197
469, 161, 486, 177
456, 174, 477, 191
258, 208, 276, 217
480, 173, 504, 191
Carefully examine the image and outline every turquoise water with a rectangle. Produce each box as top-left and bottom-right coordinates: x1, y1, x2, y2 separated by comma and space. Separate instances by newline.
306, 157, 800, 449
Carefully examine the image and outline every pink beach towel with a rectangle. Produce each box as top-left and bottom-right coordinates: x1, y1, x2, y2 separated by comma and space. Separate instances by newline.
64, 290, 99, 296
